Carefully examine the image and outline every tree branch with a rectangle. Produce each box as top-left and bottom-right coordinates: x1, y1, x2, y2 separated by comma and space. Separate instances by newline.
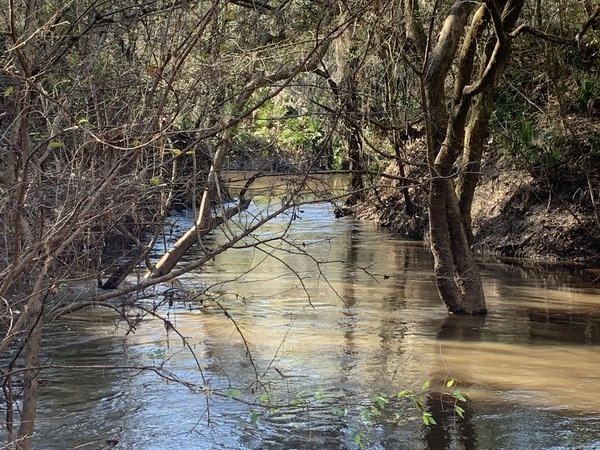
510, 24, 575, 45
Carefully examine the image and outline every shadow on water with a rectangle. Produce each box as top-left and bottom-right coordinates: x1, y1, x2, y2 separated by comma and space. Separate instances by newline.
435, 314, 488, 342
17, 201, 600, 449
422, 393, 478, 450
527, 308, 600, 345
33, 320, 132, 448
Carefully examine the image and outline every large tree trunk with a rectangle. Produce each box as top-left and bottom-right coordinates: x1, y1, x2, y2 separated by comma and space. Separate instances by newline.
455, 91, 494, 243
429, 177, 486, 314
421, 1, 486, 314
420, 0, 524, 314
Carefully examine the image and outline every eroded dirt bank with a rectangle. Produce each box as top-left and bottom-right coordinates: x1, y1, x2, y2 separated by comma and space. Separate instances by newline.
349, 153, 600, 266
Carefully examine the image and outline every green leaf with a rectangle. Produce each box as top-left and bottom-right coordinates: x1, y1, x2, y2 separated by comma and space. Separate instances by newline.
454, 405, 465, 418
249, 411, 258, 425
77, 118, 88, 125
453, 389, 466, 402
421, 380, 430, 390
48, 141, 63, 148
4, 86, 14, 97
353, 431, 364, 449
422, 412, 437, 425
360, 409, 371, 422
446, 379, 455, 388
149, 177, 161, 187
372, 394, 389, 409
225, 389, 241, 399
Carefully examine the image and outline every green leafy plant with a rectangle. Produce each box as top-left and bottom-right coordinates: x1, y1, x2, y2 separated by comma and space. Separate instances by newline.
352, 379, 469, 448
353, 430, 365, 449
573, 68, 600, 104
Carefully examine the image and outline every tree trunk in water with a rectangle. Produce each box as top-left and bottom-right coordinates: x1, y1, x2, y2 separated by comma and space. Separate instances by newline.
427, 180, 488, 314
418, 0, 524, 315
421, 1, 487, 314
150, 135, 231, 278
429, 176, 486, 314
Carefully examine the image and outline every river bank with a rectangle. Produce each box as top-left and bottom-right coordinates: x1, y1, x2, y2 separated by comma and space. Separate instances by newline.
348, 151, 600, 267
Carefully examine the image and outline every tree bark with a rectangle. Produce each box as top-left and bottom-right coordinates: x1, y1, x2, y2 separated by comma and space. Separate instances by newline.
457, 0, 525, 241
424, 1, 474, 155
421, 1, 487, 314
17, 304, 43, 450
422, 0, 525, 314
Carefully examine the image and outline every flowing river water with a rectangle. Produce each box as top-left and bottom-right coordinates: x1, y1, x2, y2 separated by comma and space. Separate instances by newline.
25, 179, 600, 449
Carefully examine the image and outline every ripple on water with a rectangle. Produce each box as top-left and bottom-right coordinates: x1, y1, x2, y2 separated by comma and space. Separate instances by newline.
26, 202, 600, 449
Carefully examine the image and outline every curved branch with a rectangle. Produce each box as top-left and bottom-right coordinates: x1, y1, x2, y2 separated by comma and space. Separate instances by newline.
510, 24, 575, 45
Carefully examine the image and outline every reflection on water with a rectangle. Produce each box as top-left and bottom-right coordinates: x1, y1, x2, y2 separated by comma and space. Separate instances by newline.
23, 202, 600, 449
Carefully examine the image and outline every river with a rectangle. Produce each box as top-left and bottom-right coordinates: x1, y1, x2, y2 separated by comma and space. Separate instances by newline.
27, 194, 600, 449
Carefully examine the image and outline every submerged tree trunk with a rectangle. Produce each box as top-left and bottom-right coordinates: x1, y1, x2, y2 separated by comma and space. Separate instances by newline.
416, 0, 524, 314
421, 1, 487, 314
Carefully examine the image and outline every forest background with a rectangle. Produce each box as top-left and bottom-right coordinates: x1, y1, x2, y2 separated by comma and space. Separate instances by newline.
1, 0, 599, 448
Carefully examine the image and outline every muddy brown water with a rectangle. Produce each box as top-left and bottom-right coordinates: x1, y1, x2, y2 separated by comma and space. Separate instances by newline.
27, 198, 600, 449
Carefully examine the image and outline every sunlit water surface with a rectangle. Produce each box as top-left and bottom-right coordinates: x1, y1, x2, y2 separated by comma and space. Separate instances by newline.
29, 199, 600, 449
